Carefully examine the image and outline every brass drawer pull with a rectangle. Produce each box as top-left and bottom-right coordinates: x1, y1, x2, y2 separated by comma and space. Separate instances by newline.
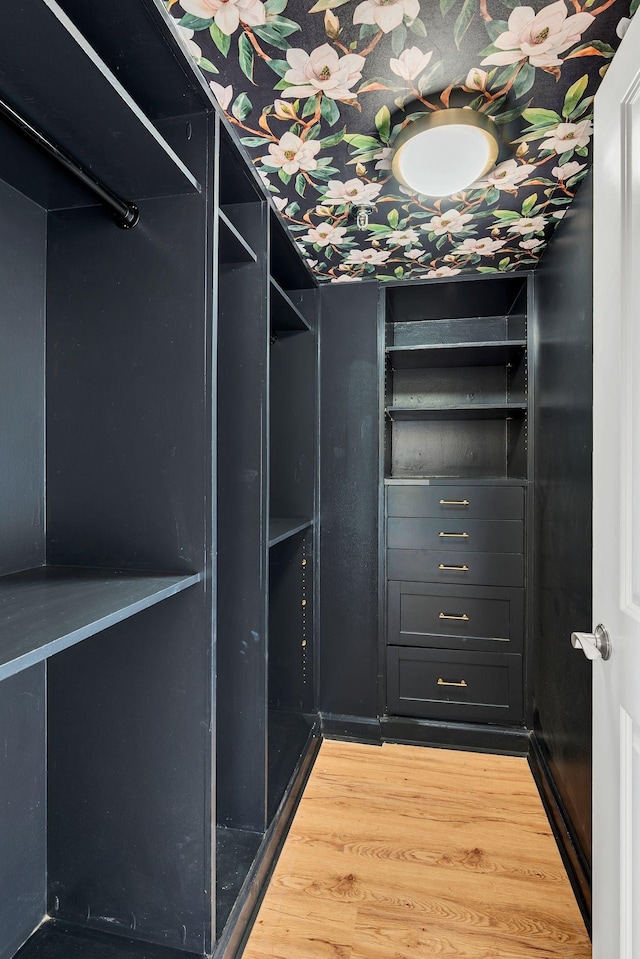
438, 532, 469, 538
437, 678, 468, 687
439, 612, 469, 621
438, 563, 469, 571
439, 499, 469, 506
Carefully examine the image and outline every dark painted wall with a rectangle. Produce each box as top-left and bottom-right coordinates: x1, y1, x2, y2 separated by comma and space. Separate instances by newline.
0, 178, 47, 959
318, 283, 379, 719
0, 179, 46, 576
532, 174, 593, 869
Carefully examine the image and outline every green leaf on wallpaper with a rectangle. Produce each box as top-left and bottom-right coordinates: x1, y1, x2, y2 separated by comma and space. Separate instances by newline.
499, 0, 524, 7
265, 0, 288, 13
454, 0, 477, 50
232, 92, 253, 121
493, 106, 525, 125
568, 39, 615, 58
492, 209, 521, 220
252, 24, 291, 50
408, 17, 428, 36
575, 145, 589, 156
321, 95, 341, 126
308, 0, 352, 13
521, 193, 538, 216
309, 166, 340, 180
558, 149, 573, 164
239, 33, 255, 82
440, 0, 458, 16
485, 19, 508, 41
391, 21, 407, 55
241, 136, 269, 146
285, 201, 300, 216
477, 266, 499, 272
632, 0, 639, 15
302, 94, 320, 118
562, 75, 589, 118
394, 267, 405, 279
344, 133, 381, 151
267, 58, 290, 76
179, 14, 213, 30
198, 58, 219, 74
499, 257, 511, 270
569, 95, 594, 120
387, 209, 399, 229
375, 106, 391, 144
305, 123, 321, 139
278, 169, 292, 184
436, 234, 448, 250
359, 23, 381, 39
512, 61, 535, 99
210, 22, 231, 56
319, 128, 346, 148
522, 107, 561, 127
295, 174, 307, 196
485, 187, 500, 205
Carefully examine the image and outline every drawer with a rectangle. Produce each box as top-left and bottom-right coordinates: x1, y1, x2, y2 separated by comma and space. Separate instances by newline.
387, 581, 524, 652
387, 549, 524, 587
387, 485, 524, 520
388, 517, 523, 553
387, 646, 523, 723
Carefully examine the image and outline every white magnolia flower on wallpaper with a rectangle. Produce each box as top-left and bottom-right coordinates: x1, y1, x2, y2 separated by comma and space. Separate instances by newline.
552, 161, 586, 179
331, 275, 362, 282
209, 81, 233, 110
508, 215, 548, 235
481, 0, 594, 69
323, 178, 382, 204
405, 247, 425, 259
465, 67, 489, 91
273, 197, 288, 211
455, 237, 508, 256
540, 119, 593, 154
282, 45, 365, 101
303, 222, 349, 247
617, 16, 632, 39
552, 210, 567, 219
386, 229, 420, 246
182, 0, 266, 35
353, 0, 420, 34
261, 132, 320, 175
345, 248, 391, 265
173, 20, 202, 61
426, 266, 462, 278
373, 147, 394, 171
519, 238, 545, 250
389, 47, 433, 81
474, 159, 537, 191
425, 210, 474, 236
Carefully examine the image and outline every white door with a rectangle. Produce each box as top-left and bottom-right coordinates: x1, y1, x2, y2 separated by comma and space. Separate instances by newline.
590, 13, 640, 958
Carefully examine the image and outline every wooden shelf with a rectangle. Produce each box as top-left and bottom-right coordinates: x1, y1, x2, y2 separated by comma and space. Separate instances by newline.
387, 341, 526, 369
268, 518, 312, 548
270, 279, 311, 334
0, 0, 200, 210
218, 208, 257, 265
0, 566, 201, 683
384, 476, 528, 486
387, 404, 527, 421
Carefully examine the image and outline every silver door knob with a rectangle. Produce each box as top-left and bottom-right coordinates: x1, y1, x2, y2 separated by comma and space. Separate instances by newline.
571, 624, 612, 661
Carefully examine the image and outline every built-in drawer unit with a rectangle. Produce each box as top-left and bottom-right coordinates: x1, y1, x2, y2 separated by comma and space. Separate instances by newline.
387, 549, 524, 587
388, 517, 523, 553
387, 646, 523, 723
388, 581, 524, 652
387, 485, 524, 521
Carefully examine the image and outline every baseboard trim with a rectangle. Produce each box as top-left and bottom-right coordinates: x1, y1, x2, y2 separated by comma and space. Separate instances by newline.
381, 716, 531, 755
320, 713, 382, 744
213, 726, 321, 959
528, 733, 591, 935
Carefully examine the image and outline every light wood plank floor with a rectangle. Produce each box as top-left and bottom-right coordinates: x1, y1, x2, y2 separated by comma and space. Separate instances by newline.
243, 740, 591, 959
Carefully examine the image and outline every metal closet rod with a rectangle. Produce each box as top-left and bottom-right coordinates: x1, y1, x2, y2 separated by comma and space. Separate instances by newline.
0, 94, 139, 229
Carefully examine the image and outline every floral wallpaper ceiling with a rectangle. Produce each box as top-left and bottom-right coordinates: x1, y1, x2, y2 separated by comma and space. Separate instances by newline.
170, 0, 635, 281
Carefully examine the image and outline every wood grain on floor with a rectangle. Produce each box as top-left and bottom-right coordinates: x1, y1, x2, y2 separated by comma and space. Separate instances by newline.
242, 740, 591, 959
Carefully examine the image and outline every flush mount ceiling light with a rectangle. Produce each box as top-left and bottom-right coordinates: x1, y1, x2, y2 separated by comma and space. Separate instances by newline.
392, 108, 500, 198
